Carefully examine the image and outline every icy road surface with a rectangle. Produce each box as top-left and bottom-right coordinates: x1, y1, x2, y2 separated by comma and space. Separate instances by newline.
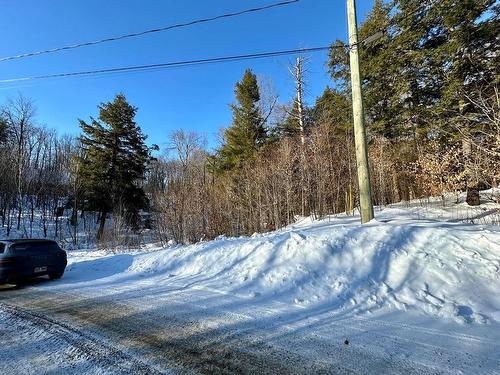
1, 198, 500, 374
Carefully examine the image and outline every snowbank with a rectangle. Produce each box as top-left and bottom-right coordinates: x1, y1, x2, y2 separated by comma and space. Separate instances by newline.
66, 200, 500, 326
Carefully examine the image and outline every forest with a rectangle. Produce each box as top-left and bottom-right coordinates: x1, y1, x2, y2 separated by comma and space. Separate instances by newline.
0, 0, 498, 246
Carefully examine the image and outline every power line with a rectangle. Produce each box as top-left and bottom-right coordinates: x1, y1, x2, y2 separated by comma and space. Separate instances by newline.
0, 0, 458, 84
0, 46, 338, 84
0, 0, 300, 63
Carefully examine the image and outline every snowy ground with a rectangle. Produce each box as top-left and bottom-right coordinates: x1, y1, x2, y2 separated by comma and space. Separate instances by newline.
1, 192, 499, 374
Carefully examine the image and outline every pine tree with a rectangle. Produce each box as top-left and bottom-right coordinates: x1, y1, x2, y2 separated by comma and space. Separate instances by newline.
435, 0, 498, 114
328, 0, 498, 140
279, 100, 302, 138
215, 69, 266, 171
325, 0, 499, 199
389, 0, 498, 137
78, 94, 149, 240
313, 87, 351, 137
276, 101, 314, 140
328, 0, 398, 138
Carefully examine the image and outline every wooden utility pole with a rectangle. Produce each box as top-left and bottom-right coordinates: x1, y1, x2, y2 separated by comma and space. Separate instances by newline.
347, 0, 374, 223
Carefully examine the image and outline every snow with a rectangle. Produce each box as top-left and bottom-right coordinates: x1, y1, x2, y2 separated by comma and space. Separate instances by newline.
0, 304, 170, 375
1, 191, 500, 373
65, 201, 500, 325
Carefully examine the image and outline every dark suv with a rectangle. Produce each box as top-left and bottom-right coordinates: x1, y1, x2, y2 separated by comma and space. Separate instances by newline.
0, 239, 67, 284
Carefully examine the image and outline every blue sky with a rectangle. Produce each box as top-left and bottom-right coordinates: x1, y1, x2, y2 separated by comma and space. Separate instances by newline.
0, 0, 374, 150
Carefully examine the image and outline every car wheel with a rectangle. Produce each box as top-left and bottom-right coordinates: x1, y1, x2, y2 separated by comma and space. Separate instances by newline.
49, 271, 64, 280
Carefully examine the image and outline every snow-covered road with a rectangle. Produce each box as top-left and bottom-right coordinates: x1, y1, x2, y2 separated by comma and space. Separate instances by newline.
0, 300, 167, 375
1, 197, 499, 374
4, 279, 496, 374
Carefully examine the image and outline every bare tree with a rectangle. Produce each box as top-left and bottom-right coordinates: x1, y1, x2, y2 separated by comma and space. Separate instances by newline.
1, 95, 37, 232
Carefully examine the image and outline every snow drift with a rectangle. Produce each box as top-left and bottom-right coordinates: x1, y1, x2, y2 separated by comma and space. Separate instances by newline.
66, 195, 500, 326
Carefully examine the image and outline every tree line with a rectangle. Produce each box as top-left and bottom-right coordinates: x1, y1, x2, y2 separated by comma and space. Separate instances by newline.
0, 94, 152, 246
0, 0, 498, 246
149, 0, 498, 242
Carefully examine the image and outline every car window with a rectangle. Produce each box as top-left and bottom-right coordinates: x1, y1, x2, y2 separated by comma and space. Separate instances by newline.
11, 244, 32, 252
0, 243, 5, 254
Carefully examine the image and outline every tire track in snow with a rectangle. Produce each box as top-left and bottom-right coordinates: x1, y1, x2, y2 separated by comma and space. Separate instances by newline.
0, 288, 437, 375
0, 302, 169, 375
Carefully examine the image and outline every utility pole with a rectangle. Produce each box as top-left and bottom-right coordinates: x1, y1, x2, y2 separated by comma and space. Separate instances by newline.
347, 0, 374, 223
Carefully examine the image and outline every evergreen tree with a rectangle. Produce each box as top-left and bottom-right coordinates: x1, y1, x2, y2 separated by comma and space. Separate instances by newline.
78, 94, 149, 240
276, 100, 313, 139
215, 69, 266, 171
328, 0, 398, 138
328, 0, 498, 141
435, 0, 498, 113
279, 100, 302, 138
387, 0, 498, 139
313, 87, 351, 137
